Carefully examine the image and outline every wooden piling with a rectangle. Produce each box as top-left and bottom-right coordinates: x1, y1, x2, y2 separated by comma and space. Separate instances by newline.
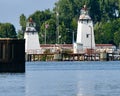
0, 38, 25, 72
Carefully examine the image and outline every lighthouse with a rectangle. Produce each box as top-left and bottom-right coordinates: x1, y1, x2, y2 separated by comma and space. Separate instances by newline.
74, 5, 95, 53
24, 18, 41, 54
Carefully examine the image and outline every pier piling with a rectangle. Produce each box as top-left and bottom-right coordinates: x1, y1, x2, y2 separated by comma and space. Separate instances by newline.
0, 38, 25, 72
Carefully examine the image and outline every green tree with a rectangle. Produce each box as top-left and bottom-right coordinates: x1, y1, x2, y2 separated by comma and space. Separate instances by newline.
19, 14, 26, 32
114, 30, 120, 46
18, 0, 120, 46
17, 30, 24, 39
29, 9, 52, 32
94, 19, 120, 46
0, 23, 17, 38
40, 18, 56, 44
99, 0, 119, 21
94, 22, 104, 44
113, 18, 120, 45
89, 0, 101, 23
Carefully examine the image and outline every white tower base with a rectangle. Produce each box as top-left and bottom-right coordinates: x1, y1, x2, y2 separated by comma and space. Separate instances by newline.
24, 32, 41, 54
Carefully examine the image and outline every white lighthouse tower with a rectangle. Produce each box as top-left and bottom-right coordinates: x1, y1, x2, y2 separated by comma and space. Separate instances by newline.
74, 5, 95, 53
24, 18, 41, 54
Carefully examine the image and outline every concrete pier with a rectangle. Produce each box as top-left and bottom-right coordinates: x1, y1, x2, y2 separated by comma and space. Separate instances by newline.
0, 38, 25, 72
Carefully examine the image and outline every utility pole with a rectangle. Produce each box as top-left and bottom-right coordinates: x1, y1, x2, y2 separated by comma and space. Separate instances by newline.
45, 24, 46, 44
89, 25, 92, 60
56, 0, 59, 44
72, 31, 74, 44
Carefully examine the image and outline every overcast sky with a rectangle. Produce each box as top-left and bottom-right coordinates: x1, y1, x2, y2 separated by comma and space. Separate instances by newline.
0, 0, 57, 30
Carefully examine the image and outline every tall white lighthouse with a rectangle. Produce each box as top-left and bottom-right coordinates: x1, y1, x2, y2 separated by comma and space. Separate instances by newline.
74, 5, 95, 53
24, 18, 41, 54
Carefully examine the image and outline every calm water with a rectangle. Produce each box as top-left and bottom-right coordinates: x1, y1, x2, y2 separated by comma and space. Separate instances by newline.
0, 61, 120, 96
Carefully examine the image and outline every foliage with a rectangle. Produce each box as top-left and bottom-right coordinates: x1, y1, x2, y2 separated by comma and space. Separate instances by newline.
40, 18, 56, 44
94, 19, 120, 46
29, 9, 52, 32
19, 14, 26, 31
0, 23, 17, 38
113, 18, 120, 46
18, 0, 120, 46
17, 30, 24, 39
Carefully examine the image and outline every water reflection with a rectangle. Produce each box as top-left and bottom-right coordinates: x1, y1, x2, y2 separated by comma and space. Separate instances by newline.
76, 70, 120, 96
26, 69, 120, 96
26, 71, 77, 96
1, 62, 120, 96
26, 61, 120, 96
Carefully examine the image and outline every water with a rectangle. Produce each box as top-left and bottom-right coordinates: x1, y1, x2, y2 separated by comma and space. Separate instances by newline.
0, 61, 120, 96
0, 73, 25, 96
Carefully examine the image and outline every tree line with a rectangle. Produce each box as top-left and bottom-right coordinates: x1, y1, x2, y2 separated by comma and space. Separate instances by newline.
0, 0, 120, 46
0, 23, 17, 38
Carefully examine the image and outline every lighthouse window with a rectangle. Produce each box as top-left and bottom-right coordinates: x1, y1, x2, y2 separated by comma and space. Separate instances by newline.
86, 34, 89, 38
29, 22, 34, 27
89, 20, 92, 23
87, 20, 89, 23
83, 21, 87, 24
32, 31, 34, 34
27, 28, 31, 31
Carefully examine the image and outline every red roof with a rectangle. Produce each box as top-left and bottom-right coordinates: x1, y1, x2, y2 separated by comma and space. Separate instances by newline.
96, 44, 113, 47
40, 44, 73, 48
40, 44, 115, 48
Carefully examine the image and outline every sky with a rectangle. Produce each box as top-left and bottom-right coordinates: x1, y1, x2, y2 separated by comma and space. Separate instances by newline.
0, 0, 57, 31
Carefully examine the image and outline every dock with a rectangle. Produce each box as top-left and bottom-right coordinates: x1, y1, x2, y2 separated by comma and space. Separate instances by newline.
25, 52, 115, 61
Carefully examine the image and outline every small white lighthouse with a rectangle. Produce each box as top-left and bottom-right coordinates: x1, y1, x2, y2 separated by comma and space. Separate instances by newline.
74, 5, 95, 53
24, 18, 41, 54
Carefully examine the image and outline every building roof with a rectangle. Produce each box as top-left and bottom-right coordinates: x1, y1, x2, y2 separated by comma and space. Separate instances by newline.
40, 44, 73, 48
40, 44, 116, 49
96, 44, 114, 47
